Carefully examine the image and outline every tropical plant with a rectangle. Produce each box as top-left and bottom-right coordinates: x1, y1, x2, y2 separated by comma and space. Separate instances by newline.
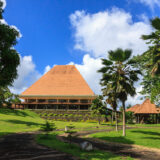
41, 121, 56, 137
90, 95, 107, 125
0, 1, 20, 88
141, 17, 160, 76
98, 48, 141, 136
132, 17, 160, 105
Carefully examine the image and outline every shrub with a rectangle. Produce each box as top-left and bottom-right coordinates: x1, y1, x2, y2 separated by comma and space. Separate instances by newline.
126, 111, 135, 124
40, 121, 56, 137
48, 113, 53, 117
43, 113, 47, 117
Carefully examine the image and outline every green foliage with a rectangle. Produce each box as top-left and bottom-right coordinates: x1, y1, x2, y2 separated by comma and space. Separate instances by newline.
0, 87, 21, 107
48, 113, 53, 117
64, 125, 77, 146
125, 111, 134, 124
98, 48, 141, 135
133, 17, 160, 104
53, 114, 58, 117
0, 3, 20, 88
43, 113, 47, 117
41, 121, 56, 137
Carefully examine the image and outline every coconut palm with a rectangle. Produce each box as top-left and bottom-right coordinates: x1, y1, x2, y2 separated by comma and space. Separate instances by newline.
98, 48, 141, 136
141, 17, 160, 76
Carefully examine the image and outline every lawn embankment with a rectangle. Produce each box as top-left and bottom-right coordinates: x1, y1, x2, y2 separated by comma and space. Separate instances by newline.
0, 108, 45, 136
36, 133, 133, 160
53, 121, 114, 131
89, 128, 160, 149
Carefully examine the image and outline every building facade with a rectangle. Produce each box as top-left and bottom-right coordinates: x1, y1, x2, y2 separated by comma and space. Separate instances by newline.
17, 65, 96, 110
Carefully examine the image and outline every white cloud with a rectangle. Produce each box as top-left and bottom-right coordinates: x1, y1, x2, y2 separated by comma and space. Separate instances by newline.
74, 54, 102, 95
138, 0, 160, 10
44, 65, 51, 74
69, 8, 150, 106
1, 0, 6, 9
70, 8, 152, 58
10, 55, 41, 94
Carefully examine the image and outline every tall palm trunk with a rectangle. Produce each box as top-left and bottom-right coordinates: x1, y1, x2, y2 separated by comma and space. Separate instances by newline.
122, 101, 126, 136
115, 111, 118, 131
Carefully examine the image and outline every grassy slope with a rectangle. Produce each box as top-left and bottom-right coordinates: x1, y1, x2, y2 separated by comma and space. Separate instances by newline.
52, 121, 113, 131
36, 133, 133, 160
90, 128, 160, 149
0, 108, 45, 136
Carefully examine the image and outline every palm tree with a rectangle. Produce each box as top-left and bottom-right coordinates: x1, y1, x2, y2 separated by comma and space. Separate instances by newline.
98, 48, 141, 136
102, 84, 118, 131
141, 17, 160, 76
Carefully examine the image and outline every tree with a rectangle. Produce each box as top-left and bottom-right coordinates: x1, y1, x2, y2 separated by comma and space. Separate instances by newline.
141, 17, 160, 76
0, 1, 20, 89
133, 17, 160, 104
98, 48, 141, 136
90, 95, 106, 125
103, 84, 118, 131
0, 87, 21, 107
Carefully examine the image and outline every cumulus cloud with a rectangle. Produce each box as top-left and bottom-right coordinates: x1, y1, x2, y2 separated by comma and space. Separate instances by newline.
70, 8, 152, 58
10, 55, 41, 94
75, 54, 102, 95
69, 8, 149, 105
44, 65, 51, 74
138, 0, 160, 10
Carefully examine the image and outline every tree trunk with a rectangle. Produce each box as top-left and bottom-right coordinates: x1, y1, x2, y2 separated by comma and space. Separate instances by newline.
111, 111, 114, 124
115, 111, 118, 131
122, 101, 126, 136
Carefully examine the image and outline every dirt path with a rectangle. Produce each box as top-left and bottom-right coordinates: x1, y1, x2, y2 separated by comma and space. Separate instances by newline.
58, 133, 160, 160
0, 133, 78, 160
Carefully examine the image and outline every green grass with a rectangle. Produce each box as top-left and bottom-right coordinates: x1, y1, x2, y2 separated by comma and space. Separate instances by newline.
89, 128, 160, 149
52, 120, 114, 131
0, 108, 45, 136
36, 133, 133, 160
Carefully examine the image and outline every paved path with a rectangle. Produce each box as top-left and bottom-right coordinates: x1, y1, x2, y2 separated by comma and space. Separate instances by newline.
0, 133, 78, 160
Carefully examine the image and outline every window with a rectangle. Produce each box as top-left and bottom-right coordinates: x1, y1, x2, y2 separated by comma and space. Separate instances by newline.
38, 99, 46, 103
80, 99, 88, 103
48, 99, 57, 103
28, 99, 36, 103
69, 99, 78, 103
58, 99, 67, 103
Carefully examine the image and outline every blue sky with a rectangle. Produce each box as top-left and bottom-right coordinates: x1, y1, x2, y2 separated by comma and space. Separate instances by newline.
2, 0, 160, 104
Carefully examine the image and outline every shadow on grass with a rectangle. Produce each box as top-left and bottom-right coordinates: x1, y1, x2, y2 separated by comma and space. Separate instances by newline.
142, 137, 160, 140
2, 119, 43, 126
37, 134, 123, 160
96, 136, 134, 144
131, 130, 160, 136
0, 108, 31, 117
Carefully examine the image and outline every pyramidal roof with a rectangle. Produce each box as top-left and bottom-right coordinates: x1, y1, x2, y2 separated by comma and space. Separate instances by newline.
134, 99, 158, 114
127, 99, 158, 114
21, 65, 95, 97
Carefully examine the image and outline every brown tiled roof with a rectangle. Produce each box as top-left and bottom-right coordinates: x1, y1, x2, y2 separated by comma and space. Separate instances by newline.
134, 99, 158, 114
126, 104, 140, 112
21, 65, 95, 97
